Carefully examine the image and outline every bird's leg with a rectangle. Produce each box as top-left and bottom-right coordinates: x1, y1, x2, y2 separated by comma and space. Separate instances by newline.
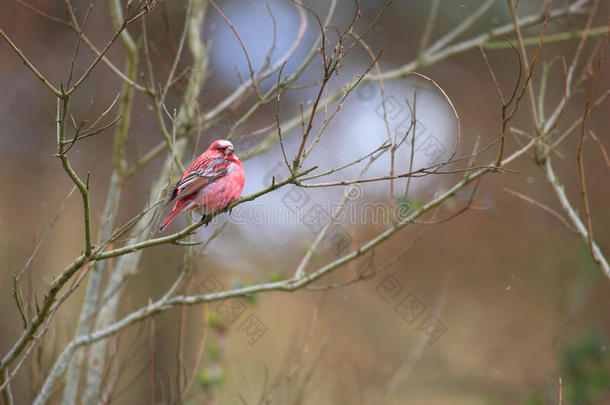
200, 214, 209, 226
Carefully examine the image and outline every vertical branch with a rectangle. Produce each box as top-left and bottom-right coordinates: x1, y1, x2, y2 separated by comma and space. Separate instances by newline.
294, 149, 385, 279
349, 31, 392, 198
575, 27, 608, 267
417, 0, 440, 61
0, 369, 14, 405
149, 300, 157, 404
545, 158, 610, 278
61, 0, 140, 402
56, 95, 93, 257
81, 0, 208, 403
505, 0, 542, 129
403, 90, 417, 199
176, 0, 208, 134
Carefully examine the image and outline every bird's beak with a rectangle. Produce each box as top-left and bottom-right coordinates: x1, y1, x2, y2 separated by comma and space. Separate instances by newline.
225, 146, 234, 155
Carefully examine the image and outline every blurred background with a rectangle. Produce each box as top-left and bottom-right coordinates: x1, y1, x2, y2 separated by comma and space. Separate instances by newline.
1, 0, 609, 404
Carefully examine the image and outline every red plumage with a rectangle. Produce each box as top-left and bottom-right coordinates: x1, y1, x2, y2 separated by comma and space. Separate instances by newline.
159, 139, 245, 230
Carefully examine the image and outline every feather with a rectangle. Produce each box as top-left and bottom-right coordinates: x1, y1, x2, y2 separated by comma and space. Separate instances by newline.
158, 140, 245, 231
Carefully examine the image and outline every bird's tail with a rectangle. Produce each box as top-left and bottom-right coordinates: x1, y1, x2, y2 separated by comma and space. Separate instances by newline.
159, 210, 180, 231
158, 200, 187, 231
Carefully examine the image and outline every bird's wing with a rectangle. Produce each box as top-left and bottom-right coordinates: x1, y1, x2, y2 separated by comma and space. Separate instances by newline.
168, 159, 232, 203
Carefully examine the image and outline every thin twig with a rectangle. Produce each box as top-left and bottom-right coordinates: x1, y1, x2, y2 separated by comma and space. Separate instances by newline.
575, 26, 608, 267
16, 186, 78, 283
0, 29, 62, 97
588, 130, 610, 169
504, 187, 577, 233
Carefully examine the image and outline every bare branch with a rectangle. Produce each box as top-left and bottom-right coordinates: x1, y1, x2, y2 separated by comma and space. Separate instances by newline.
575, 25, 608, 268
0, 29, 62, 97
504, 187, 577, 233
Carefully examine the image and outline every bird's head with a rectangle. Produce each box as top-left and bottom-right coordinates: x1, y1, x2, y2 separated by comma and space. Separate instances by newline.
208, 139, 236, 158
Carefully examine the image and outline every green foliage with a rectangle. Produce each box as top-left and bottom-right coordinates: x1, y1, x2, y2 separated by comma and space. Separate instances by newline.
267, 270, 284, 283
523, 391, 543, 405
229, 278, 245, 290
560, 330, 609, 405
229, 278, 258, 304
407, 198, 423, 211
206, 339, 220, 360
300, 241, 320, 259
390, 197, 421, 227
208, 311, 226, 330
573, 246, 602, 276
196, 366, 225, 389
244, 293, 259, 305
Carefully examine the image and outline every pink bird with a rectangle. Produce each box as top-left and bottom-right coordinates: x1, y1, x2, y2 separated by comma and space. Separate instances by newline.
159, 139, 245, 231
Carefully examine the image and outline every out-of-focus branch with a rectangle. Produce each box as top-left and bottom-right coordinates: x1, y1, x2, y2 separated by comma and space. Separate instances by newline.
499, 0, 610, 278
33, 18, 593, 394
0, 94, 97, 398
0, 370, 13, 405
94, 167, 315, 260
484, 26, 608, 50
61, 0, 141, 401
209, 0, 263, 101
503, 187, 577, 233
223, 0, 339, 142
4, 1, 608, 402
40, 119, 563, 405
202, 1, 308, 121
33, 156, 496, 403
294, 149, 384, 279
33, 166, 319, 403
291, 1, 365, 170
61, 0, 148, 92
0, 29, 62, 97
417, 0, 440, 60
543, 90, 610, 157
0, 254, 88, 394
427, 0, 494, 55
81, 1, 208, 402
589, 130, 610, 169
542, 0, 598, 137
575, 25, 608, 271
380, 276, 448, 399
544, 158, 610, 278
65, 0, 157, 96
375, 0, 591, 80
245, 0, 593, 161
505, 0, 543, 130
